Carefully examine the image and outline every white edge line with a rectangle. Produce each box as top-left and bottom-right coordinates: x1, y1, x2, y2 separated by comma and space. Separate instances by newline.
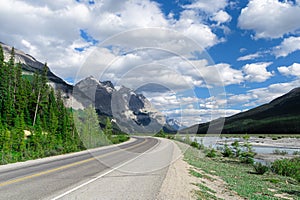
51, 138, 161, 200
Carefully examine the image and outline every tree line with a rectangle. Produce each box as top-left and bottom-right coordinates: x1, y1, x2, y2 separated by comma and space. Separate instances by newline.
0, 45, 115, 164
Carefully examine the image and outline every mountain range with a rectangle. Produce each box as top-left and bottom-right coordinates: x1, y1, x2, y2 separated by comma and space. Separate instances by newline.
1, 42, 178, 134
2, 42, 299, 135
181, 87, 300, 134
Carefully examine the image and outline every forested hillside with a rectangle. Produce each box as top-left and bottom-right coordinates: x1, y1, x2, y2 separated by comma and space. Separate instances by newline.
180, 87, 300, 134
0, 46, 118, 165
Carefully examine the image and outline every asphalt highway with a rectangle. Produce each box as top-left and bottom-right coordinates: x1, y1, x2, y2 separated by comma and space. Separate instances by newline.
0, 137, 164, 200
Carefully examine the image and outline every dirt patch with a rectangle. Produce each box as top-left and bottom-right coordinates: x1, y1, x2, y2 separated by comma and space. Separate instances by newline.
267, 188, 294, 200
157, 141, 198, 200
191, 167, 245, 200
274, 193, 294, 200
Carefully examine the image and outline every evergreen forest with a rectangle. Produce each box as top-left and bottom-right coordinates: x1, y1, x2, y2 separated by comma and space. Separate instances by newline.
0, 45, 123, 164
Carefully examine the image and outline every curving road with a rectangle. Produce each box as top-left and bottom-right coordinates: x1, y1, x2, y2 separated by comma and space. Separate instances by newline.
0, 137, 176, 200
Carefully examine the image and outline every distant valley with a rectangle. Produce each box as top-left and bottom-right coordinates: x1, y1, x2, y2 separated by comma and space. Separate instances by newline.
181, 87, 300, 134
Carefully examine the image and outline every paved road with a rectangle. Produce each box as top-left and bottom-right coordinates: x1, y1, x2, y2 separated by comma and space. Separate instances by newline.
0, 137, 176, 200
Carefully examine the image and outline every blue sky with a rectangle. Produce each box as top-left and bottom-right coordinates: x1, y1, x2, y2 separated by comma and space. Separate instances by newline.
0, 0, 300, 126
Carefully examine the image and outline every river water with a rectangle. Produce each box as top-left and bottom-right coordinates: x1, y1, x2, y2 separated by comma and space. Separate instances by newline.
189, 136, 300, 155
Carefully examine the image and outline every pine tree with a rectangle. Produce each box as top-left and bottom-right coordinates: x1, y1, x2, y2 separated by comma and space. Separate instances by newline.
14, 62, 26, 116
0, 45, 5, 121
32, 64, 49, 127
2, 47, 16, 125
12, 113, 26, 159
105, 117, 112, 139
32, 115, 44, 157
0, 47, 88, 162
1, 129, 12, 163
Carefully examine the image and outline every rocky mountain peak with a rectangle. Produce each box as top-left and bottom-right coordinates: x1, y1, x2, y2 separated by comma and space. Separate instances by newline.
77, 76, 100, 86
166, 117, 186, 130
100, 80, 114, 89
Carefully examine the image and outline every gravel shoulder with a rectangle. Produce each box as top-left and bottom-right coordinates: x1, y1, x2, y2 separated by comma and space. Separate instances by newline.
158, 140, 244, 200
157, 140, 198, 200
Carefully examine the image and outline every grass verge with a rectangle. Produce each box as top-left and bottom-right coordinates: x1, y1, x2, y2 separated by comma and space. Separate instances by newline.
177, 142, 300, 200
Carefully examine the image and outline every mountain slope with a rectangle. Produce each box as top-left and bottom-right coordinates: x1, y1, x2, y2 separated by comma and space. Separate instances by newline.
1, 42, 172, 134
1, 42, 72, 93
73, 76, 167, 133
181, 88, 300, 134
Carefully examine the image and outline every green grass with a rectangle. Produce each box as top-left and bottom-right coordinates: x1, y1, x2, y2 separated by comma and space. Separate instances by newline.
193, 183, 220, 200
190, 169, 203, 178
22, 74, 34, 82
177, 142, 300, 200
109, 134, 130, 144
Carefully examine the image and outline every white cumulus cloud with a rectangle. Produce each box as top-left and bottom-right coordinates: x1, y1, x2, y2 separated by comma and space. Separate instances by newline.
273, 36, 300, 57
183, 0, 228, 14
238, 0, 300, 39
278, 63, 300, 77
237, 52, 262, 61
0, 0, 223, 81
211, 10, 232, 24
243, 62, 273, 82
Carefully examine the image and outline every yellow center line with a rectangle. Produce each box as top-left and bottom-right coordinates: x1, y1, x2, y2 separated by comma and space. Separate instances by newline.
0, 138, 149, 187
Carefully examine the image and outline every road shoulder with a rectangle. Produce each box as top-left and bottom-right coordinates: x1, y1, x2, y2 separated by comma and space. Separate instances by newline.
157, 139, 198, 200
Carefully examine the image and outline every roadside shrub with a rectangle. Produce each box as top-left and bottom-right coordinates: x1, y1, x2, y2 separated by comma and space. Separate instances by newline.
240, 151, 255, 164
271, 158, 300, 182
222, 144, 233, 157
154, 130, 166, 138
293, 151, 300, 155
206, 148, 217, 158
198, 139, 205, 150
253, 162, 269, 175
240, 135, 256, 164
231, 140, 241, 157
110, 135, 130, 144
190, 141, 199, 149
44, 149, 58, 157
166, 135, 175, 140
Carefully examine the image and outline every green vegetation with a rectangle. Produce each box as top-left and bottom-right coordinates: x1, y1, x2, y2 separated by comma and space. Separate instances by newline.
221, 143, 233, 157
271, 158, 300, 182
205, 148, 217, 158
170, 135, 299, 199
0, 46, 128, 165
190, 139, 200, 149
154, 129, 166, 138
272, 149, 288, 155
253, 162, 269, 175
193, 183, 219, 200
293, 151, 300, 155
239, 135, 256, 164
176, 142, 300, 200
110, 134, 130, 144
221, 116, 300, 134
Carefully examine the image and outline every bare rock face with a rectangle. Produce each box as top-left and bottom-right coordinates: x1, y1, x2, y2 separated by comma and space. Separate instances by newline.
166, 118, 186, 131
74, 77, 165, 133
